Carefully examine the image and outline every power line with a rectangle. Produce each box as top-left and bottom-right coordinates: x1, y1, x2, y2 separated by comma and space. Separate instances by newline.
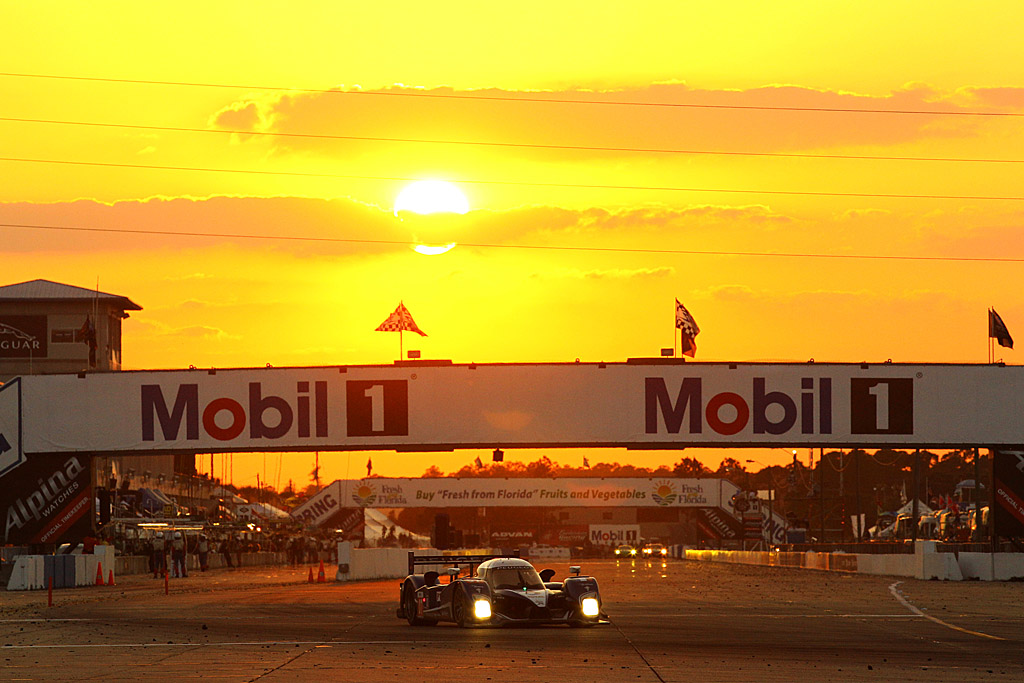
4, 116, 1023, 165
3, 156, 1024, 202
1, 71, 1021, 117
3, 221, 1023, 263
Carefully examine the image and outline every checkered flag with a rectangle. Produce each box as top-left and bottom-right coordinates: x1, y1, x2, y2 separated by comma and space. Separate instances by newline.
675, 298, 700, 358
376, 302, 427, 336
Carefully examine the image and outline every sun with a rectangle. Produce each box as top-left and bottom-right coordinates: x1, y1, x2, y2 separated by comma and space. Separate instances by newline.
394, 180, 470, 216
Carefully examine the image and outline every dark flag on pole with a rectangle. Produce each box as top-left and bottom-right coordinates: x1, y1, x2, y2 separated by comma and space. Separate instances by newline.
77, 316, 97, 368
989, 308, 1013, 349
376, 302, 427, 336
675, 299, 701, 358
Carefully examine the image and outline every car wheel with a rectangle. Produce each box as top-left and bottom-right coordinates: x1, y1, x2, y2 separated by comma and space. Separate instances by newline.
404, 587, 430, 626
452, 595, 470, 628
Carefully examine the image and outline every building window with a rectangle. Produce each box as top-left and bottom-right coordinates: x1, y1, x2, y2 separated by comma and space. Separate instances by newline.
51, 329, 76, 343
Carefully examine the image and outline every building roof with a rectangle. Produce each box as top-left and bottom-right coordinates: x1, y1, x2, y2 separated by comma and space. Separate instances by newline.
0, 279, 141, 310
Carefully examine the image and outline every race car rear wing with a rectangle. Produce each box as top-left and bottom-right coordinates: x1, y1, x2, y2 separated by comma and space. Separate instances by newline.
407, 550, 520, 577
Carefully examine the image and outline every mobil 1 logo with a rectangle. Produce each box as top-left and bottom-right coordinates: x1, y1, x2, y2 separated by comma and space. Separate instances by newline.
849, 378, 913, 434
346, 380, 409, 437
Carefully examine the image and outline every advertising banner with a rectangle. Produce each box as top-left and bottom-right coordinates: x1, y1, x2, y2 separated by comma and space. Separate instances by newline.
14, 362, 1024, 456
2, 452, 92, 545
491, 529, 535, 545
0, 378, 24, 478
0, 315, 47, 358
993, 449, 1024, 538
588, 524, 641, 546
312, 477, 725, 509
539, 525, 588, 546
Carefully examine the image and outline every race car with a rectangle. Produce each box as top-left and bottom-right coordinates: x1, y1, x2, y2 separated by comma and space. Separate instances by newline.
641, 542, 668, 557
613, 544, 637, 557
397, 552, 607, 627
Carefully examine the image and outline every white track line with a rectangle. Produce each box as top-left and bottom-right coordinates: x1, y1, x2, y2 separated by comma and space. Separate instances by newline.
0, 640, 440, 650
888, 581, 1005, 641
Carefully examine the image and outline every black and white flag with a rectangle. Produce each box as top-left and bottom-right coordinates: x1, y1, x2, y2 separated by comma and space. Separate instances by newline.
675, 299, 700, 358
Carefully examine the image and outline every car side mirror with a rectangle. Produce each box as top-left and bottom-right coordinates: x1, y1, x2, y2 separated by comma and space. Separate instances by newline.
445, 567, 461, 583
539, 568, 556, 582
569, 565, 581, 576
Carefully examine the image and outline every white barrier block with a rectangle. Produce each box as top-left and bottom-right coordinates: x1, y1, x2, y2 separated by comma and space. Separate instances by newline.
336, 541, 352, 581
6, 555, 34, 590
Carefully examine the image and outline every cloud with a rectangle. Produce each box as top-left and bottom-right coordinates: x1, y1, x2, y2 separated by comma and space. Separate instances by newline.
167, 325, 233, 340
211, 82, 1011, 162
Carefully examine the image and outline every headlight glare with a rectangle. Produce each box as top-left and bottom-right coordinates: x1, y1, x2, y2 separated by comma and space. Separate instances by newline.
473, 599, 492, 620
581, 597, 600, 617
660, 548, 667, 555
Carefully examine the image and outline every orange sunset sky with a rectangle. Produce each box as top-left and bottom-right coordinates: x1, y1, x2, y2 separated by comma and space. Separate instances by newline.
3, 3, 1023, 488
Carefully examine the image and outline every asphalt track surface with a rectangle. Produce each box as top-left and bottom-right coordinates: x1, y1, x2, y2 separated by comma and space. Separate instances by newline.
2, 558, 1022, 682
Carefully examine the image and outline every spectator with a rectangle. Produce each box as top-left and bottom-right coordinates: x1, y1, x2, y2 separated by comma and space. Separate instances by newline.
198, 534, 210, 572
220, 536, 234, 568
152, 531, 167, 578
171, 531, 187, 578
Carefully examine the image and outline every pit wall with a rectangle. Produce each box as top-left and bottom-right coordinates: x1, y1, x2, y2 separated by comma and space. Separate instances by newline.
683, 542, 1024, 581
336, 544, 515, 581
6, 546, 116, 590
6, 549, 288, 590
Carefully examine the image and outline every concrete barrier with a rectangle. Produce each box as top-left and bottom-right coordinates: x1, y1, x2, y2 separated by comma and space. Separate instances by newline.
335, 545, 512, 582
7, 550, 288, 589
958, 552, 1024, 581
524, 546, 571, 560
686, 541, 979, 581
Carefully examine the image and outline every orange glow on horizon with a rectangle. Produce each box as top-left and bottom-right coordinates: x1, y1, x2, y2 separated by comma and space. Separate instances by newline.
3, 2, 1024, 484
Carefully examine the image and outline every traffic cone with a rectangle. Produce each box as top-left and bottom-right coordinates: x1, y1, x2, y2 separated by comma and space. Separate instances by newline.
95, 561, 104, 586
317, 560, 326, 583
307, 566, 314, 583
107, 569, 116, 587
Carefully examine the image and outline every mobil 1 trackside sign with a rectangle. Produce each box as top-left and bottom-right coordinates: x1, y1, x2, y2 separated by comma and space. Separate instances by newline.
11, 361, 1024, 455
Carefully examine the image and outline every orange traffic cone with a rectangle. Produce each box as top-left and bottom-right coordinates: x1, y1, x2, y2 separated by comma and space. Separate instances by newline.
95, 561, 104, 586
307, 566, 314, 583
107, 569, 116, 587
317, 560, 326, 583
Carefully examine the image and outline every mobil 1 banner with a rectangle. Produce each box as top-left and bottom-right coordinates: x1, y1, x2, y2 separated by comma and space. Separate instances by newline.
2, 453, 92, 545
17, 362, 1024, 455
993, 449, 1024, 538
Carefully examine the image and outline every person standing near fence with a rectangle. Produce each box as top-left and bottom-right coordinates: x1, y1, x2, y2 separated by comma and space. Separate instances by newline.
220, 535, 234, 569
152, 531, 167, 578
171, 531, 187, 578
198, 534, 209, 572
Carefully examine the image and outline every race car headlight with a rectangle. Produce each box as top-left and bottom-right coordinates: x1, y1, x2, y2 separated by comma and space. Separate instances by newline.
614, 549, 621, 555
660, 548, 667, 555
580, 597, 600, 618
630, 549, 637, 556
473, 599, 492, 620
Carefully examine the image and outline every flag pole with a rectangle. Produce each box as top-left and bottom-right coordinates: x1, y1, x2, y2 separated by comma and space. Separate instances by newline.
988, 308, 992, 363
673, 300, 679, 358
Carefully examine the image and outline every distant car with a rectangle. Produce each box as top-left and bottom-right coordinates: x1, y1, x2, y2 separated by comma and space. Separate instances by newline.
641, 542, 668, 557
398, 552, 607, 627
613, 544, 637, 557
